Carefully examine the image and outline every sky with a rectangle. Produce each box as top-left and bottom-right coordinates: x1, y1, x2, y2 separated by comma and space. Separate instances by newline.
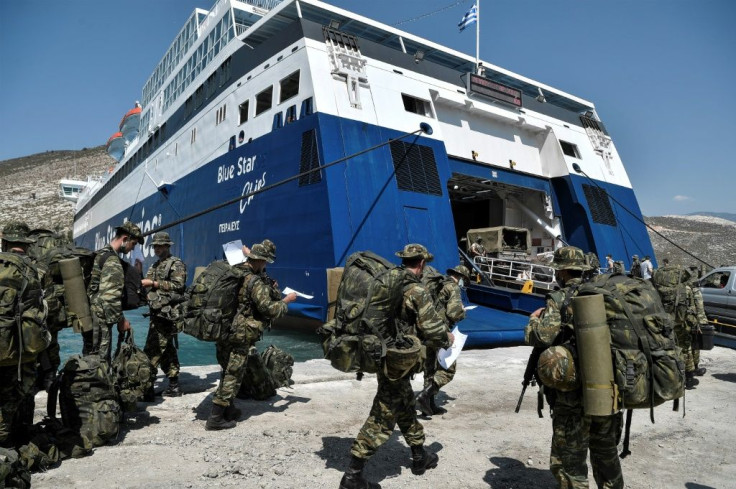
1, 0, 734, 217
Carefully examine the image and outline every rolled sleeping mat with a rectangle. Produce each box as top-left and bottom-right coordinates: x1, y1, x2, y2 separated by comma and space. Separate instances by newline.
572, 293, 618, 416
59, 257, 93, 333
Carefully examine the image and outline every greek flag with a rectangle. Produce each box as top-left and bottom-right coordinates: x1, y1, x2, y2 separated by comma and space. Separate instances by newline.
458, 4, 478, 32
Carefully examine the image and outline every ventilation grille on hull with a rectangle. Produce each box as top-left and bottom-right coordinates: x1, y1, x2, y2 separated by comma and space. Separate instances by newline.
390, 141, 442, 196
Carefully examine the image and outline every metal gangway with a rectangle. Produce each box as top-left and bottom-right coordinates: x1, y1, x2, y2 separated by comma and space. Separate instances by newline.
473, 255, 557, 293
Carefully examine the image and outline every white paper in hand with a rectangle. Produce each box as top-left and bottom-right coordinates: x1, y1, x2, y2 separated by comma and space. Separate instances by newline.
437, 326, 467, 370
282, 286, 313, 300
223, 240, 245, 265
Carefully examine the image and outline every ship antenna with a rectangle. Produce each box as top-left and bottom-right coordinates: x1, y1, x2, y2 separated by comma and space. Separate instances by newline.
571, 163, 713, 268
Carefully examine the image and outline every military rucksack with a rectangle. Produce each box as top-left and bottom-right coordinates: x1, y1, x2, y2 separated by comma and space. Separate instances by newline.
181, 260, 246, 341
319, 251, 405, 374
48, 354, 122, 447
0, 447, 31, 489
652, 266, 693, 327
146, 257, 186, 325
111, 329, 154, 411
421, 265, 453, 315
35, 245, 95, 332
0, 252, 51, 366
575, 273, 685, 413
238, 345, 295, 400
27, 229, 67, 261
88, 249, 147, 312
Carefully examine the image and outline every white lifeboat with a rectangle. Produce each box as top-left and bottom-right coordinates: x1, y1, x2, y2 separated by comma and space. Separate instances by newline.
119, 106, 142, 143
106, 132, 125, 161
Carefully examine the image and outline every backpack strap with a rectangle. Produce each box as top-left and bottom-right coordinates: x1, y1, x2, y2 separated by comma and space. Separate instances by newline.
608, 284, 657, 422
619, 408, 633, 458
47, 371, 62, 421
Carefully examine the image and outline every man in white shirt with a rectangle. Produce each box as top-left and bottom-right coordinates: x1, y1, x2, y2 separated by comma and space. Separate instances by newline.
640, 255, 653, 280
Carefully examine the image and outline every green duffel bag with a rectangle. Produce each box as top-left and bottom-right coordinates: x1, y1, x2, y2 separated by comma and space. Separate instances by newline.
320, 320, 382, 374
383, 334, 425, 381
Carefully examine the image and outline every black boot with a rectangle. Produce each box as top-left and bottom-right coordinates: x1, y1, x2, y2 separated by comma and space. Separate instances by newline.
142, 384, 156, 403
694, 366, 707, 376
224, 401, 242, 421
415, 383, 438, 417
163, 376, 182, 397
339, 456, 381, 489
685, 372, 699, 390
205, 404, 236, 431
410, 445, 438, 475
429, 395, 447, 415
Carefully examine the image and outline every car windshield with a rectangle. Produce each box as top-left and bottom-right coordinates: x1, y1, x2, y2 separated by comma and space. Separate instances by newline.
702, 271, 731, 288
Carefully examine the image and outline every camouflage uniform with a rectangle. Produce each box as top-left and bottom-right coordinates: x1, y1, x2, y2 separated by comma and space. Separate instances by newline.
84, 243, 124, 363
212, 261, 288, 408
350, 260, 449, 460
144, 250, 187, 387
0, 222, 47, 447
691, 285, 708, 372
525, 246, 624, 489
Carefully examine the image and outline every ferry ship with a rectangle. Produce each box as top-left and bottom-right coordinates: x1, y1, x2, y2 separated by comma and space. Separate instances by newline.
73, 0, 656, 346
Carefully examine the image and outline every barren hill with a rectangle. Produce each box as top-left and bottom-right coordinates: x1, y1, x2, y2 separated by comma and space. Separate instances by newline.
1, 148, 734, 268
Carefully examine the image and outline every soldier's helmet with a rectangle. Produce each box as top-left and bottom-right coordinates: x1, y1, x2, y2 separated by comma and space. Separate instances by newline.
151, 231, 174, 246
446, 265, 471, 283
115, 221, 144, 244
2, 221, 33, 244
395, 243, 434, 262
537, 345, 579, 392
551, 246, 591, 271
246, 243, 274, 263
632, 254, 639, 260
261, 239, 276, 261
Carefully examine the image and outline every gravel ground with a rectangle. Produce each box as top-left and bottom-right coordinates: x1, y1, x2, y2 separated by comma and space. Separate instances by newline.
30, 346, 736, 489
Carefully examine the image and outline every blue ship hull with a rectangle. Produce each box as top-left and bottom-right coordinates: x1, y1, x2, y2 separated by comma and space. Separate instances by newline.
76, 112, 655, 347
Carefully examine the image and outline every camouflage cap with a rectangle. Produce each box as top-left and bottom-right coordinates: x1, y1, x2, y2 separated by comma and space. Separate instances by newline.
537, 345, 579, 392
115, 221, 144, 244
632, 254, 639, 260
151, 231, 174, 246
446, 265, 471, 282
551, 246, 591, 271
261, 239, 276, 260
1, 221, 33, 244
246, 243, 274, 263
395, 243, 434, 262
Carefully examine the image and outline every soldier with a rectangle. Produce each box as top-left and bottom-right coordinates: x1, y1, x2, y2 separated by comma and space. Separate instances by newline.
470, 237, 486, 258
85, 221, 142, 363
526, 246, 624, 489
141, 231, 187, 398
689, 267, 708, 377
206, 242, 296, 430
0, 221, 50, 448
340, 244, 453, 489
630, 255, 641, 278
415, 264, 469, 417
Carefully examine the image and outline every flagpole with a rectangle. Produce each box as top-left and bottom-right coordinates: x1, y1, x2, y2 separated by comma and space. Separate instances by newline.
475, 0, 480, 72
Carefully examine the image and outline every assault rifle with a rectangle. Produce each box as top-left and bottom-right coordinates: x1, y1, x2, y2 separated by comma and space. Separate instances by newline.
515, 346, 545, 418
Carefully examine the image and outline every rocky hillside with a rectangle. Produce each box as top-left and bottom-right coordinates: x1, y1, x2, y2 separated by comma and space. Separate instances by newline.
0, 146, 114, 235
1, 148, 734, 268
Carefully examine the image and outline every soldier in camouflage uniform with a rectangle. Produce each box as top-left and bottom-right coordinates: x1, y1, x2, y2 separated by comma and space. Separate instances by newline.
526, 246, 624, 489
141, 232, 187, 398
690, 271, 708, 376
415, 265, 469, 417
0, 221, 48, 448
206, 242, 296, 430
341, 244, 453, 489
85, 221, 141, 363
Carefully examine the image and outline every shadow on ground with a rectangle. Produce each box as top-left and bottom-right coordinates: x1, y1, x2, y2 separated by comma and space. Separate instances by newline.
712, 372, 736, 383
484, 456, 556, 489
192, 392, 311, 421
685, 483, 718, 489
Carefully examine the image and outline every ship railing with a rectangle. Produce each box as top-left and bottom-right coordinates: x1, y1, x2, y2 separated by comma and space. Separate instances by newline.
233, 0, 283, 11
473, 256, 557, 292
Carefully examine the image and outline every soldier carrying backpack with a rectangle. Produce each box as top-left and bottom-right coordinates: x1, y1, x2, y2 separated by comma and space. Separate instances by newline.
141, 231, 187, 398
0, 221, 51, 448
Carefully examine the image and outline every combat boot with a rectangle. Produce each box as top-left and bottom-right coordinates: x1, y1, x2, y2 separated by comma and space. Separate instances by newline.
685, 371, 699, 390
142, 385, 156, 403
205, 404, 236, 431
224, 401, 242, 422
694, 366, 707, 376
410, 445, 438, 475
415, 383, 438, 417
429, 396, 447, 415
163, 376, 183, 397
339, 456, 381, 489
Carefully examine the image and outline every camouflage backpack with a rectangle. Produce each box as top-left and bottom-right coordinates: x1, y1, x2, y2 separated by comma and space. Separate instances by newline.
0, 447, 31, 489
88, 249, 147, 312
49, 354, 121, 447
238, 345, 294, 400
652, 265, 693, 327
146, 257, 186, 326
27, 229, 67, 260
181, 260, 248, 341
575, 273, 685, 414
0, 252, 51, 366
111, 329, 154, 411
421, 265, 454, 316
319, 251, 404, 374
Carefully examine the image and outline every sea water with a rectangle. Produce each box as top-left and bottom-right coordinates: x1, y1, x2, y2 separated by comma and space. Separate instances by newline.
57, 308, 324, 366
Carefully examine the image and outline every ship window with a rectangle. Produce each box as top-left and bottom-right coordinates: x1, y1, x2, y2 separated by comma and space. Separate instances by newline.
195, 85, 205, 109
191, 127, 197, 144
401, 94, 433, 118
559, 140, 580, 158
285, 105, 297, 124
299, 129, 322, 186
279, 70, 300, 103
206, 72, 217, 99
238, 131, 245, 144
300, 97, 313, 117
239, 100, 249, 125
582, 184, 616, 226
256, 86, 273, 116
390, 141, 442, 196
